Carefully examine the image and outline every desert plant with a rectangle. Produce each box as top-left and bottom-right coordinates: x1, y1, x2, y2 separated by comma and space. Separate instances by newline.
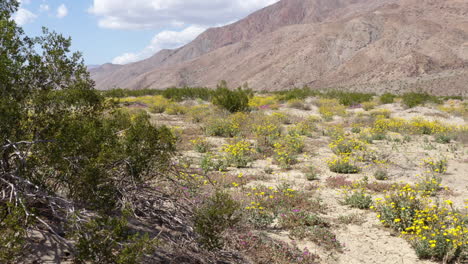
374, 169, 389, 180
379, 93, 397, 104
327, 156, 361, 174
362, 101, 377, 111
71, 212, 156, 264
222, 140, 255, 168
402, 92, 441, 108
211, 81, 251, 113
342, 189, 373, 209
194, 191, 241, 250
191, 137, 212, 153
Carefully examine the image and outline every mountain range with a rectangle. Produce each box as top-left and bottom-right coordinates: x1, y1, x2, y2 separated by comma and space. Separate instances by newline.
90, 0, 468, 95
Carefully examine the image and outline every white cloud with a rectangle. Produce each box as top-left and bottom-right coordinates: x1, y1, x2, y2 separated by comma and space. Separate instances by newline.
112, 25, 206, 64
13, 8, 37, 25
56, 4, 68, 18
39, 4, 50, 12
89, 0, 279, 30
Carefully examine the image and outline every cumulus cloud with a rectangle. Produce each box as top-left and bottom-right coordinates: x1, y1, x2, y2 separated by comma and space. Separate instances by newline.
56, 4, 68, 18
39, 4, 50, 12
13, 8, 37, 25
89, 0, 279, 30
112, 25, 206, 64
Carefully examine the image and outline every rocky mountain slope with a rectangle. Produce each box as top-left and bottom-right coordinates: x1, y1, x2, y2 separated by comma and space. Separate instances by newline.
91, 0, 468, 95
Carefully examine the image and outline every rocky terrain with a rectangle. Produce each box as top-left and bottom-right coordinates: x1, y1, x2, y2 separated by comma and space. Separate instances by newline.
91, 0, 468, 95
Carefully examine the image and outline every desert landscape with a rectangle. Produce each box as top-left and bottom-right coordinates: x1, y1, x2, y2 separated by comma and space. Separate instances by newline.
101, 87, 467, 264
1, 0, 467, 263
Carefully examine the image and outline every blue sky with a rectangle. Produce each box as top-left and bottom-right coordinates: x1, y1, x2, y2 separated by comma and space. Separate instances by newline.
15, 0, 278, 65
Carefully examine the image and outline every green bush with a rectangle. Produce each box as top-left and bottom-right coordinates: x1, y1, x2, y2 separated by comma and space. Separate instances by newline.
323, 91, 374, 106
0, 203, 28, 263
343, 190, 373, 209
402, 92, 441, 108
162, 86, 213, 101
194, 191, 241, 250
380, 93, 397, 104
71, 212, 156, 264
273, 86, 320, 101
211, 81, 251, 113
0, 4, 177, 261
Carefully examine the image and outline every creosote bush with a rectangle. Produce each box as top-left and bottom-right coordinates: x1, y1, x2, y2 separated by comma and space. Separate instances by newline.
211, 81, 251, 113
71, 212, 156, 264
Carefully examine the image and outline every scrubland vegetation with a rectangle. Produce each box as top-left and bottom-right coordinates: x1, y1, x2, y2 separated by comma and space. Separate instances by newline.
99, 84, 467, 263
1, 1, 468, 263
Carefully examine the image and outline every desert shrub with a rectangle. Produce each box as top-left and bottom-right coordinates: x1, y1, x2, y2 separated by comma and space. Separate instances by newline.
289, 116, 318, 137
402, 92, 441, 108
0, 203, 28, 263
272, 133, 304, 169
327, 156, 361, 174
379, 93, 397, 104
323, 91, 374, 106
162, 86, 212, 101
230, 233, 320, 263
290, 226, 342, 251
304, 165, 320, 181
194, 191, 241, 250
222, 140, 255, 168
337, 213, 365, 225
318, 99, 346, 120
362, 101, 377, 111
191, 137, 212, 153
164, 103, 188, 115
435, 133, 453, 144
370, 109, 392, 118
0, 7, 177, 261
71, 212, 156, 264
200, 153, 228, 173
279, 210, 329, 229
374, 185, 424, 232
422, 157, 448, 174
252, 115, 283, 149
326, 176, 353, 188
342, 189, 373, 209
406, 201, 467, 262
211, 81, 251, 113
409, 118, 452, 135
287, 98, 307, 109
374, 169, 389, 180
416, 174, 442, 196
204, 117, 239, 137
186, 104, 212, 123
274, 86, 320, 101
329, 136, 366, 156
103, 88, 162, 98
249, 96, 278, 109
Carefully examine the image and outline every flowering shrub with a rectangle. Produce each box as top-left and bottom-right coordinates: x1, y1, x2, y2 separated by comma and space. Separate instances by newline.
374, 184, 424, 232
405, 201, 468, 261
273, 134, 304, 169
248, 95, 278, 109
329, 136, 366, 156
191, 137, 212, 153
318, 99, 346, 120
327, 155, 360, 174
422, 157, 448, 174
289, 117, 318, 137
222, 140, 255, 168
204, 117, 239, 137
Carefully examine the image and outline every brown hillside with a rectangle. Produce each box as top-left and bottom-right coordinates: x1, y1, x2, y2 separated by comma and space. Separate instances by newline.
91, 0, 468, 95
